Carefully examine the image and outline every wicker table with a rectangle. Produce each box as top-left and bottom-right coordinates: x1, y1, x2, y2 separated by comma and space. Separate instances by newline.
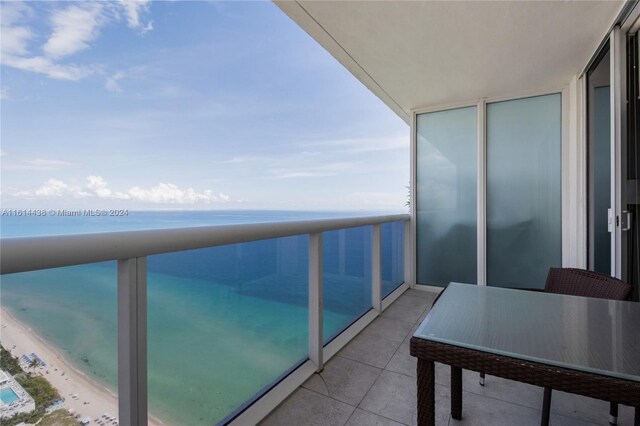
409, 283, 640, 426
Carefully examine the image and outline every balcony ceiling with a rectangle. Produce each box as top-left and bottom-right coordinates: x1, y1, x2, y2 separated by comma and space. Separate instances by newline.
275, 0, 625, 123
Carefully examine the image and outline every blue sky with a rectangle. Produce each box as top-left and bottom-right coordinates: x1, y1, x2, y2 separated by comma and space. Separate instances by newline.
1, 1, 408, 211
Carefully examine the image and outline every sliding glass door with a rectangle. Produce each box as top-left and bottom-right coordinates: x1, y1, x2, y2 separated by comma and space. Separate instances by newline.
587, 46, 612, 275
626, 35, 639, 300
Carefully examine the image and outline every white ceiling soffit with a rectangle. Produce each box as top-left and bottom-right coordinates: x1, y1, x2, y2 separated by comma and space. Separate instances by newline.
275, 0, 625, 123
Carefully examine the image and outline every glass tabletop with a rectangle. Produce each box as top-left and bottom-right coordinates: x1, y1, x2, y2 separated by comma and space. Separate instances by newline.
414, 283, 640, 382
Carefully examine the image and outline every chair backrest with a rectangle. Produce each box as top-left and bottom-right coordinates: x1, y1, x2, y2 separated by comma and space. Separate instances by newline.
544, 268, 632, 301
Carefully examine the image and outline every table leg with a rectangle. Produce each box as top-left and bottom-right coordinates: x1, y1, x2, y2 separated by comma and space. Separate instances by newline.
634, 406, 639, 426
451, 366, 462, 420
541, 387, 551, 426
417, 359, 435, 426
609, 402, 618, 425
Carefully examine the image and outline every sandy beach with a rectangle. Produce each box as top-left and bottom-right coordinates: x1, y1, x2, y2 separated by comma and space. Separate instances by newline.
0, 308, 163, 426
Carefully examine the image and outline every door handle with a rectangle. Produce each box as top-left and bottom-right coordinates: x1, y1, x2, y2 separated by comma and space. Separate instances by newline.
621, 210, 633, 231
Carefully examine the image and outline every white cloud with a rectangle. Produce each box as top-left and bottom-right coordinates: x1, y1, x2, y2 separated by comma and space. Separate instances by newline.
3, 158, 78, 170
105, 70, 126, 93
0, 86, 8, 100
303, 135, 407, 154
117, 0, 153, 33
104, 66, 145, 93
43, 4, 106, 59
86, 175, 115, 198
33, 179, 70, 197
216, 151, 357, 179
221, 155, 272, 164
0, 3, 97, 80
1, 2, 152, 82
2, 25, 33, 56
128, 183, 218, 204
212, 136, 405, 182
268, 161, 355, 179
0, 55, 93, 81
16, 176, 230, 205
0, 2, 34, 57
1, 2, 31, 26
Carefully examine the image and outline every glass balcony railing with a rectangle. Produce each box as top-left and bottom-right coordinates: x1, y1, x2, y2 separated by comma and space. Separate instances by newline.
1, 262, 119, 424
323, 226, 372, 344
382, 221, 405, 298
0, 214, 410, 425
147, 237, 309, 425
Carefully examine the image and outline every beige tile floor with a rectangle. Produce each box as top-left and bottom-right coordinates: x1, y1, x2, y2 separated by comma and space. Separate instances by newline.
261, 289, 637, 426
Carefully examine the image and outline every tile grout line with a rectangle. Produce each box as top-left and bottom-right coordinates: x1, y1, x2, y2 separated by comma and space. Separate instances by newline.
337, 342, 398, 370
552, 412, 602, 426
306, 354, 384, 412
365, 316, 419, 336
341, 406, 357, 426
298, 385, 358, 412
461, 389, 544, 414
382, 303, 431, 323
383, 297, 433, 424
357, 406, 413, 426
329, 355, 385, 409
353, 367, 383, 408
381, 306, 430, 371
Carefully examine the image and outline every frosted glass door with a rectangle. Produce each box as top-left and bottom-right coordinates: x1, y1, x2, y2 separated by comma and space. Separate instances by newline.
487, 94, 562, 288
416, 106, 477, 286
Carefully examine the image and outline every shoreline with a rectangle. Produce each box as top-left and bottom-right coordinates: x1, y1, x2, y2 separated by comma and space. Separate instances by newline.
0, 307, 163, 426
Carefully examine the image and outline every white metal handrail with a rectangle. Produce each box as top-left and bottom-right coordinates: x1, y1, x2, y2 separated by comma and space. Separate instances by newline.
0, 214, 409, 274
0, 214, 412, 426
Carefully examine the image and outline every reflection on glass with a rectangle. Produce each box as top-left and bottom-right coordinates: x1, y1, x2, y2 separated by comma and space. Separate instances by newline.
487, 94, 562, 288
587, 47, 611, 275
148, 238, 309, 425
416, 106, 477, 286
323, 226, 372, 343
382, 221, 404, 298
593, 86, 611, 274
1, 263, 118, 421
0, 221, 403, 425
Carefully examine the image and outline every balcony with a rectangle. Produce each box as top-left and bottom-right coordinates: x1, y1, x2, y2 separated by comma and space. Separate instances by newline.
2, 212, 638, 425
2, 1, 639, 425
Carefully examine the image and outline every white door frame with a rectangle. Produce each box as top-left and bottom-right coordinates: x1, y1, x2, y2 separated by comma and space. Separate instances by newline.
411, 88, 568, 287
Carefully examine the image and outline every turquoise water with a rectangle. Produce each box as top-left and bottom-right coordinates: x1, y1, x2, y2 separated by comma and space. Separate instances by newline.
0, 387, 19, 404
0, 211, 404, 425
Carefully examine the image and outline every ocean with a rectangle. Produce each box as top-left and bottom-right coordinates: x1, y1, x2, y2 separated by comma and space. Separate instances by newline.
0, 211, 405, 425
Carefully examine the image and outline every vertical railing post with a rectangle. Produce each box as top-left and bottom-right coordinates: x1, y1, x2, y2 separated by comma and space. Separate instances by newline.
118, 257, 148, 426
338, 230, 346, 275
477, 99, 487, 286
372, 224, 382, 313
403, 220, 414, 287
308, 233, 324, 372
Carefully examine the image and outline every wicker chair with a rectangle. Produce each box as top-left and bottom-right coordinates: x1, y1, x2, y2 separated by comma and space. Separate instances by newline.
475, 268, 632, 426
544, 267, 632, 300
539, 268, 632, 426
